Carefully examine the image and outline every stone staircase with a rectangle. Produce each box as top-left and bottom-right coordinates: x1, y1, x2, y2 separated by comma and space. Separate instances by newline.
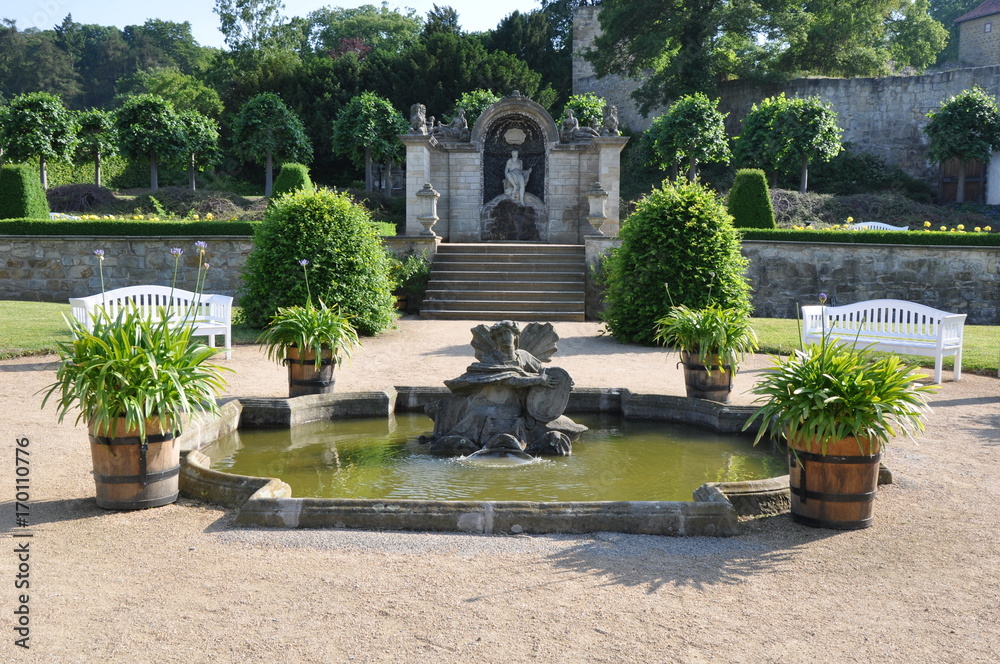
420, 243, 586, 321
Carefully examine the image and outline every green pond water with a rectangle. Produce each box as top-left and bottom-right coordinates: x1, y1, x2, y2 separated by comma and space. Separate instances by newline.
204, 413, 786, 502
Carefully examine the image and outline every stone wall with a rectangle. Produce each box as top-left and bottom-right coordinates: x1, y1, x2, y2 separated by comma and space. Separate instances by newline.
0, 236, 438, 302
572, 5, 1000, 190
742, 241, 1000, 324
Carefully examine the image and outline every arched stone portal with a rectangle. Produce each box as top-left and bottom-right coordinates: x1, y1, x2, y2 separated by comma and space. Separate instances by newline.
400, 94, 627, 243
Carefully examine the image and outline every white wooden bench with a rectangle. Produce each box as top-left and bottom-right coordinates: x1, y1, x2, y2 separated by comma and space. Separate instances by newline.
800, 299, 966, 383
846, 222, 909, 231
70, 286, 233, 359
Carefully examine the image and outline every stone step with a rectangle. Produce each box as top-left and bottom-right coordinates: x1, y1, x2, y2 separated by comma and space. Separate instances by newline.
425, 289, 583, 302
435, 243, 585, 256
431, 262, 586, 274
422, 298, 583, 313
420, 309, 586, 322
425, 281, 584, 294
432, 252, 585, 265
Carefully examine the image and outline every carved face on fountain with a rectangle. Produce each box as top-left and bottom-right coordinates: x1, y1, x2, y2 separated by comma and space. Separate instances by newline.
491, 321, 519, 363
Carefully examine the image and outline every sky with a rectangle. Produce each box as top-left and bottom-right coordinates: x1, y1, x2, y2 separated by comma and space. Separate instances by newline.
10, 0, 545, 48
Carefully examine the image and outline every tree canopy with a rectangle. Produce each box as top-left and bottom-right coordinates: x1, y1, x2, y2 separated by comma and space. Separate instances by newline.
645, 93, 731, 180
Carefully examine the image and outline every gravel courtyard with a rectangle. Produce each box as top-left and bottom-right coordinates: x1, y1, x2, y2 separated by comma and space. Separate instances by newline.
2, 319, 998, 663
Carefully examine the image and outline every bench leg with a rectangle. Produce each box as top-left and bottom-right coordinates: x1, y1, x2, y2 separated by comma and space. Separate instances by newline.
954, 348, 962, 382
934, 356, 942, 384
225, 328, 232, 360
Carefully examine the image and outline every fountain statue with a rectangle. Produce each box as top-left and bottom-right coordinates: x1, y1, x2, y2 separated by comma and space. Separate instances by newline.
419, 321, 587, 457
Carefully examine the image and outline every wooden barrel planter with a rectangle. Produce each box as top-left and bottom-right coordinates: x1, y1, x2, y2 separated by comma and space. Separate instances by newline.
285, 346, 336, 397
679, 351, 733, 403
788, 436, 881, 530
89, 418, 180, 510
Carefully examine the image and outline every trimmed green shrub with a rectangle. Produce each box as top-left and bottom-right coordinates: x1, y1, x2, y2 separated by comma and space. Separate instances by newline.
739, 228, 1000, 246
0, 164, 50, 220
601, 179, 751, 344
728, 169, 776, 229
270, 163, 314, 203
239, 188, 396, 335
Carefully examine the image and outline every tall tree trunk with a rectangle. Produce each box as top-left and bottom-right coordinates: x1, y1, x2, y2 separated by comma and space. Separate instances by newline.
385, 157, 393, 196
688, 155, 697, 181
189, 154, 197, 191
94, 149, 102, 188
771, 171, 778, 188
364, 146, 373, 192
1, 146, 6, 168
669, 164, 678, 182
265, 148, 273, 197
39, 155, 48, 190
956, 160, 966, 203
799, 154, 809, 194
150, 151, 159, 192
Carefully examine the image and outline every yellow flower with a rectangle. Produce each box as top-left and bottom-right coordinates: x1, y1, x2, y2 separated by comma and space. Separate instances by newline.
846, 216, 854, 223
940, 226, 946, 231
975, 227, 982, 232
958, 224, 965, 230
923, 221, 931, 227
205, 213, 214, 220
190, 214, 200, 221
986, 226, 993, 231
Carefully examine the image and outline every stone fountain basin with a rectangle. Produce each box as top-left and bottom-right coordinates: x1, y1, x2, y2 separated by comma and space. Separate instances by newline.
177, 387, 791, 537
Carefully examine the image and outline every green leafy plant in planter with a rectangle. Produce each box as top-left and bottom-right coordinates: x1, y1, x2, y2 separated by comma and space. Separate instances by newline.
257, 259, 360, 397
745, 303, 937, 529
41, 245, 231, 509
654, 297, 758, 402
392, 250, 432, 314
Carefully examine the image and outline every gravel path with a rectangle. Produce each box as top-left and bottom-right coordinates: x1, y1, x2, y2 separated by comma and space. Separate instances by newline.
2, 318, 999, 663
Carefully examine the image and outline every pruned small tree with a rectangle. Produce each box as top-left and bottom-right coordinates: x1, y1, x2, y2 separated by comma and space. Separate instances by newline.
924, 86, 1000, 203
232, 93, 313, 197
1, 92, 78, 189
645, 93, 730, 181
176, 109, 220, 191
733, 95, 788, 187
74, 109, 116, 187
734, 93, 843, 193
115, 94, 184, 192
775, 95, 843, 194
332, 92, 408, 192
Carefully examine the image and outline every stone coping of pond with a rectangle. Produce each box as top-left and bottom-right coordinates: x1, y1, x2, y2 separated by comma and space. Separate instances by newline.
177, 388, 793, 537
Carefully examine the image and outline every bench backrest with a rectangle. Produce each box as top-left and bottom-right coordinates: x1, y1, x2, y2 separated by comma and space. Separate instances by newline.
71, 286, 232, 329
801, 299, 965, 346
846, 222, 908, 231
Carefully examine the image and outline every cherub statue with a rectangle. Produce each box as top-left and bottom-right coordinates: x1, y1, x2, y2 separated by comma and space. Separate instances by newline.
419, 321, 586, 456
409, 103, 427, 134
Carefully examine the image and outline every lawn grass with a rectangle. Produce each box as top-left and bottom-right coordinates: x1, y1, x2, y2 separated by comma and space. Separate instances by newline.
1, 300, 997, 376
0, 301, 261, 359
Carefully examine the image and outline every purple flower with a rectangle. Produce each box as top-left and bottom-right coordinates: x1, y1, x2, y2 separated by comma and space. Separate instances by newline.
194, 241, 208, 253
93, 249, 105, 260
819, 292, 828, 303
203, 263, 210, 270
298, 259, 309, 267
170, 247, 184, 256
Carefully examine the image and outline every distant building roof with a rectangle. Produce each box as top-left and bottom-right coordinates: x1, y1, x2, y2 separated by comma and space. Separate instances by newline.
956, 0, 1000, 23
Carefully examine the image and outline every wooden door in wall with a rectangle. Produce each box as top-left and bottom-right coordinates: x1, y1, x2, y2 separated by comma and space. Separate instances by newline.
938, 158, 984, 203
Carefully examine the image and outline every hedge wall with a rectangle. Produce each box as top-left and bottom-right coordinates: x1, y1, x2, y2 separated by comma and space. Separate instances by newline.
739, 228, 1000, 247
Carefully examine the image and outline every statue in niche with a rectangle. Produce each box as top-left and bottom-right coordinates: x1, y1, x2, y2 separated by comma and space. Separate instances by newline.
602, 105, 620, 136
430, 108, 470, 141
560, 108, 600, 143
419, 321, 586, 457
503, 150, 532, 204
409, 103, 427, 134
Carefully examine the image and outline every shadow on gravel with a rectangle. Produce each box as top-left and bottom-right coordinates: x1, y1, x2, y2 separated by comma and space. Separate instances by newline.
543, 517, 839, 593
7, 497, 104, 525
0, 361, 57, 372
